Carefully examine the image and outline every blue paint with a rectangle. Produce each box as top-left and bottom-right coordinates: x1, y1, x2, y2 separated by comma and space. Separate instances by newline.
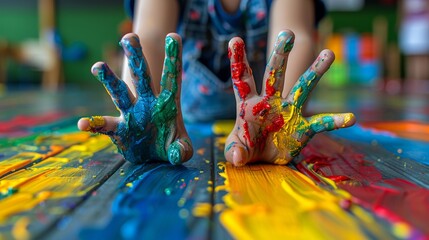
79, 162, 199, 239
94, 35, 187, 164
225, 142, 236, 152
331, 124, 429, 165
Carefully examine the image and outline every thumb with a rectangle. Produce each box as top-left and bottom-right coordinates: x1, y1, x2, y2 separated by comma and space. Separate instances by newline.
224, 138, 250, 167
167, 137, 193, 165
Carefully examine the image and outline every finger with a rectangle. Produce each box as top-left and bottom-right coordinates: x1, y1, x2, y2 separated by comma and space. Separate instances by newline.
224, 136, 250, 167
262, 30, 294, 98
228, 37, 257, 102
308, 113, 356, 134
92, 62, 134, 111
167, 137, 193, 165
120, 33, 153, 98
159, 33, 182, 96
287, 49, 335, 108
77, 116, 121, 136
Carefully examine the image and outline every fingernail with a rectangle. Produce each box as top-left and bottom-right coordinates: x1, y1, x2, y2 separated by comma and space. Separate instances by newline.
165, 36, 179, 58
168, 141, 182, 165
275, 32, 294, 54
229, 40, 245, 62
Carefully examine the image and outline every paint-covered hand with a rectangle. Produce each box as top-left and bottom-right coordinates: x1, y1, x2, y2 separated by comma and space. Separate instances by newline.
224, 30, 356, 166
77, 33, 193, 165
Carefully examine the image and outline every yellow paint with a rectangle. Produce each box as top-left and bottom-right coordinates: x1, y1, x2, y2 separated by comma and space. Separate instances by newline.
272, 104, 305, 162
0, 134, 112, 224
213, 204, 225, 212
87, 116, 105, 131
293, 87, 302, 103
218, 160, 394, 239
192, 203, 212, 217
35, 132, 91, 145
0, 132, 92, 178
177, 198, 186, 207
392, 222, 411, 238
342, 113, 354, 127
11, 217, 30, 240
212, 120, 235, 136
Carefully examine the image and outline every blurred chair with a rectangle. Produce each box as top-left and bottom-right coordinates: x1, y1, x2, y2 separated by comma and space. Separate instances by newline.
0, 0, 63, 91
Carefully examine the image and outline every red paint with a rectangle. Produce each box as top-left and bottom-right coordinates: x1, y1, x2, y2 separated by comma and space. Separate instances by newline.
326, 175, 350, 182
0, 111, 68, 137
198, 85, 210, 95
233, 79, 251, 100
229, 41, 250, 100
231, 62, 246, 80
298, 134, 429, 237
231, 41, 245, 62
341, 179, 429, 237
248, 114, 285, 152
265, 72, 276, 97
243, 121, 254, 148
264, 114, 284, 133
300, 139, 382, 184
252, 100, 271, 116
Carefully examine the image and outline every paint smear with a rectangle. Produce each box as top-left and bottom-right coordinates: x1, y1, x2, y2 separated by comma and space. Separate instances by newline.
217, 159, 396, 239
361, 120, 429, 142
213, 120, 429, 239
0, 132, 92, 178
0, 112, 68, 138
331, 124, 429, 165
79, 162, 202, 239
0, 133, 112, 224
297, 133, 429, 238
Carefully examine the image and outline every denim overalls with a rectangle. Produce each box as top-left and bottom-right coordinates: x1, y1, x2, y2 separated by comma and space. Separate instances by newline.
178, 0, 271, 122
124, 0, 325, 122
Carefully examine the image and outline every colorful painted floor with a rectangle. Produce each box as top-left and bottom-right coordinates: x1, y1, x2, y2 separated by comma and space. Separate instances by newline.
0, 88, 429, 239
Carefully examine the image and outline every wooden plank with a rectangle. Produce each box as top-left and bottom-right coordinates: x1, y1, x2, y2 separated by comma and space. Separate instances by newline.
294, 131, 429, 237
0, 133, 124, 239
0, 90, 114, 121
212, 134, 400, 239
212, 136, 233, 240
42, 123, 216, 239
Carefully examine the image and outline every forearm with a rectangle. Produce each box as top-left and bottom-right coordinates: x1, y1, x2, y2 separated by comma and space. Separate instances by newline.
122, 0, 179, 95
268, 0, 317, 97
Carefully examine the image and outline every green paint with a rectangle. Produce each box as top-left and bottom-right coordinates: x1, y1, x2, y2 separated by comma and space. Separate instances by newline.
275, 32, 294, 54
168, 141, 182, 165
293, 71, 317, 108
0, 187, 18, 200
225, 142, 236, 152
310, 116, 335, 133
152, 36, 181, 162
164, 188, 172, 196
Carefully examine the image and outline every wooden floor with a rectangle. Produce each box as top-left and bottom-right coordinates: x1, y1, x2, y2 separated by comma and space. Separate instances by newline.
0, 87, 429, 239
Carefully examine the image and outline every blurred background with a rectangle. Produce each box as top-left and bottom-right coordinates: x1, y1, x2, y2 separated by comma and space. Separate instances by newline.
0, 0, 428, 95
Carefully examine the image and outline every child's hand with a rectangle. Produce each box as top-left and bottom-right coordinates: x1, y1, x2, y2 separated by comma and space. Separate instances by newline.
77, 33, 193, 165
224, 30, 356, 166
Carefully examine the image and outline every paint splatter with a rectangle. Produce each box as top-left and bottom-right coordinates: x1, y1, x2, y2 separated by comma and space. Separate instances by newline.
217, 160, 396, 239
296, 131, 429, 237
79, 162, 201, 239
